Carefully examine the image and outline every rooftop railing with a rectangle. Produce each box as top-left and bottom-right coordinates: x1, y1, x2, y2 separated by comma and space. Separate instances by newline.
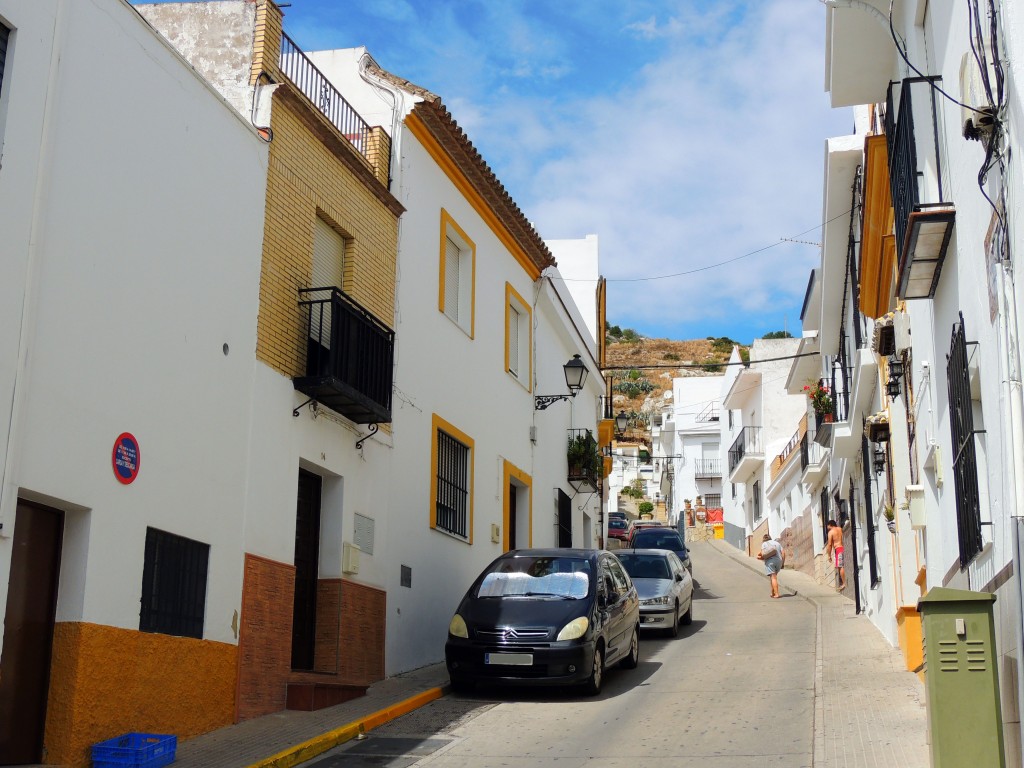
280, 32, 371, 161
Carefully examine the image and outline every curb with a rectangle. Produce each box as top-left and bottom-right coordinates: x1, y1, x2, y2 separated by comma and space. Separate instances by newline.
245, 685, 450, 768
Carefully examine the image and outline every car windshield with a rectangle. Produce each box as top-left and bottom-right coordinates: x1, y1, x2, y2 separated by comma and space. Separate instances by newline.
476, 556, 591, 599
617, 554, 671, 580
633, 531, 685, 551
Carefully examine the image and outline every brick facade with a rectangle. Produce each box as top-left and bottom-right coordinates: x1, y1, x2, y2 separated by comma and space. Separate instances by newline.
237, 554, 295, 721
338, 580, 386, 684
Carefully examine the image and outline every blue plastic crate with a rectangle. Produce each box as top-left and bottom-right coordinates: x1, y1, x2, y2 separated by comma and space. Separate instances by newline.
91, 732, 177, 768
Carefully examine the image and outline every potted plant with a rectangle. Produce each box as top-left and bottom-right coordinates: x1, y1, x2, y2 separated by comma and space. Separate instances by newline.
883, 503, 896, 534
566, 432, 599, 477
804, 381, 833, 420
638, 501, 654, 519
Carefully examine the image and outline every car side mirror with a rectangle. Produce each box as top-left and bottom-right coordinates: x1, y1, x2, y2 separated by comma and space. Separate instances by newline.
675, 573, 684, 582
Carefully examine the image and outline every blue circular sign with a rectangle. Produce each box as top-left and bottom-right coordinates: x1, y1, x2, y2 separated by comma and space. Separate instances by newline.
112, 432, 141, 484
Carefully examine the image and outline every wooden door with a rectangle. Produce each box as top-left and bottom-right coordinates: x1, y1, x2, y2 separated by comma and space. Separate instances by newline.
0, 502, 64, 765
291, 470, 322, 671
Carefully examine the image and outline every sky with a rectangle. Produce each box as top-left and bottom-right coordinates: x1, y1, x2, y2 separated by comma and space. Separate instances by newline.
278, 0, 852, 344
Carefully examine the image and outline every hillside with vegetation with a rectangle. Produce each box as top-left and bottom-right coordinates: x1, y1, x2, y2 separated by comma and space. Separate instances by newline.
603, 325, 759, 431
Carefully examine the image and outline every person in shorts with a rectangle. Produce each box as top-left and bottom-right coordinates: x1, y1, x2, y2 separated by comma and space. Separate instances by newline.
825, 520, 846, 590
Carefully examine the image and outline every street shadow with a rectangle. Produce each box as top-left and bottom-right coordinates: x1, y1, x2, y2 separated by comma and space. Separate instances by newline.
639, 618, 707, 644
462, 658, 662, 702
692, 582, 722, 600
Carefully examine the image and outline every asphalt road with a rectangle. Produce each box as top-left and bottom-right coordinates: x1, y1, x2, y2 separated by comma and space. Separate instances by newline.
307, 540, 818, 767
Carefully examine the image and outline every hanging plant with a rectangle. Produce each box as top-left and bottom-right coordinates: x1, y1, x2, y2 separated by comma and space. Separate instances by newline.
803, 381, 832, 414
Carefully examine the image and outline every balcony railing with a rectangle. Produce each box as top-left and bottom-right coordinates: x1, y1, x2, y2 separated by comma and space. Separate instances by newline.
567, 429, 600, 491
279, 33, 378, 169
885, 77, 956, 299
696, 402, 720, 422
294, 287, 395, 424
728, 426, 763, 477
694, 459, 721, 478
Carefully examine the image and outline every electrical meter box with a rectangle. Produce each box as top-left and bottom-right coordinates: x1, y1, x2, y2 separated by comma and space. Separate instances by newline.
918, 587, 1005, 768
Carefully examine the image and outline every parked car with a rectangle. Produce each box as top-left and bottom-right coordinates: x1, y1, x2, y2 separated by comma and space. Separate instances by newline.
609, 511, 627, 521
626, 527, 692, 574
607, 518, 629, 541
626, 519, 661, 536
616, 549, 693, 637
445, 548, 640, 695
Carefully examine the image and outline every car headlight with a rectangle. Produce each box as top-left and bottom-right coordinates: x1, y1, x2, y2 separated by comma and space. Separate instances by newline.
448, 614, 468, 638
641, 595, 671, 606
556, 616, 589, 641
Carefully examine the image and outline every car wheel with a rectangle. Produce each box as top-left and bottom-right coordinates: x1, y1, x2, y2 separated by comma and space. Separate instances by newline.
681, 598, 693, 626
619, 626, 639, 669
583, 645, 604, 696
666, 601, 680, 638
449, 677, 474, 695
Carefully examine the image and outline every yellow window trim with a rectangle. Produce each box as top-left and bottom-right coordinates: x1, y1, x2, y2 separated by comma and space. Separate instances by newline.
439, 209, 477, 339
430, 413, 475, 544
408, 111, 542, 282
502, 460, 533, 552
504, 282, 533, 392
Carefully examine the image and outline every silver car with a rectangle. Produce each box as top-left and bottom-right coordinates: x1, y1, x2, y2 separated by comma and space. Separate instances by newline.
615, 549, 693, 638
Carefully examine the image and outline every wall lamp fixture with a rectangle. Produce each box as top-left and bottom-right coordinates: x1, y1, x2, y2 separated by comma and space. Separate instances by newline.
615, 411, 629, 434
873, 445, 887, 475
535, 355, 588, 410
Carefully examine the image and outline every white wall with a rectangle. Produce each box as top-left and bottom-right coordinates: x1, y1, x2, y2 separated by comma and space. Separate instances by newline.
0, 0, 267, 645
546, 235, 600, 350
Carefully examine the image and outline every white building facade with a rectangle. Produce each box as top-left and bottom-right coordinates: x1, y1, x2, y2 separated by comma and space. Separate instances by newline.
0, 0, 268, 762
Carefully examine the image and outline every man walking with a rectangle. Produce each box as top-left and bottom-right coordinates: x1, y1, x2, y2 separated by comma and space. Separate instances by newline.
825, 520, 846, 590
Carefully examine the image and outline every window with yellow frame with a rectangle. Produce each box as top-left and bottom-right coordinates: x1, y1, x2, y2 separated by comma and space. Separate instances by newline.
439, 210, 475, 337
430, 414, 474, 542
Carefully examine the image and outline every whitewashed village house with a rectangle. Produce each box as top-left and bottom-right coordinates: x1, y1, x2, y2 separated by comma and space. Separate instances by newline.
0, 0, 268, 763
0, 1, 609, 765
807, 0, 1024, 761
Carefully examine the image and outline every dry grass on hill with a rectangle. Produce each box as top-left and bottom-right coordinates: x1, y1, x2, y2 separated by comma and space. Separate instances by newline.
604, 336, 746, 417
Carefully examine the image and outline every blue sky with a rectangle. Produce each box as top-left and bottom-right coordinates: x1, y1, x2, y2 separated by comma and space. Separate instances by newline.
282, 0, 851, 344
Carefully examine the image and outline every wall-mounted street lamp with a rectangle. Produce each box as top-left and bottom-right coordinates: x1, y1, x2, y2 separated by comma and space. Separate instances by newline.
886, 378, 902, 399
535, 354, 588, 410
873, 445, 887, 475
615, 411, 629, 434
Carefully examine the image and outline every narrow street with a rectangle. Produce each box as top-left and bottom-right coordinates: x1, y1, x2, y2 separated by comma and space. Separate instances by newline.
305, 540, 818, 767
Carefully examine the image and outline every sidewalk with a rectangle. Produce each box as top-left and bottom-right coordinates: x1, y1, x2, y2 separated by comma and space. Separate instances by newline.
708, 538, 930, 768
167, 542, 929, 768
168, 662, 450, 768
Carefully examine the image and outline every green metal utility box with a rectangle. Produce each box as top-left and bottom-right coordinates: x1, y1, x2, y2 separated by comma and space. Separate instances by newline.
918, 587, 1005, 768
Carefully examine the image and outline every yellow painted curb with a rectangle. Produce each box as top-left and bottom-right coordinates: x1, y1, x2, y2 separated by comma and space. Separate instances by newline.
245, 686, 446, 768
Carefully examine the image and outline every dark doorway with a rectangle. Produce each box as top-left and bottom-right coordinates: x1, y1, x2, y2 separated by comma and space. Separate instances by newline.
557, 489, 572, 548
0, 501, 64, 765
291, 469, 322, 671
508, 483, 517, 551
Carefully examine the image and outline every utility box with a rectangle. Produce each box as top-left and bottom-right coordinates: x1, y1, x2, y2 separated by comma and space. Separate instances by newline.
918, 587, 1005, 768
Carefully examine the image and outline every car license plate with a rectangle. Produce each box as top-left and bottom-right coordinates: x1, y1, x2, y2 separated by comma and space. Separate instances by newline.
484, 652, 533, 666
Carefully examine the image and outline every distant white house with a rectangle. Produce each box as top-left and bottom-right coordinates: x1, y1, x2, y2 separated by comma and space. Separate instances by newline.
720, 340, 807, 552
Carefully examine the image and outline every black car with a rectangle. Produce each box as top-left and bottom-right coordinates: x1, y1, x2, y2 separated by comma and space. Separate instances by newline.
445, 548, 640, 695
626, 527, 693, 574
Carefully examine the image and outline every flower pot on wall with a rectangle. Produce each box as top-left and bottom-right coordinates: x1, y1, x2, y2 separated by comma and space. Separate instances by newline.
887, 520, 897, 534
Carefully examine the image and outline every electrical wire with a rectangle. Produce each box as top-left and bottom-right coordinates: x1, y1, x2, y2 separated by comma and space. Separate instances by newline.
887, 0, 988, 116
557, 209, 853, 284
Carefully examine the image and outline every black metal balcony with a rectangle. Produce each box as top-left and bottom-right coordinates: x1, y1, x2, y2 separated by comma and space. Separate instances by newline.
727, 426, 763, 479
885, 78, 956, 299
694, 459, 721, 478
567, 428, 600, 492
294, 287, 394, 424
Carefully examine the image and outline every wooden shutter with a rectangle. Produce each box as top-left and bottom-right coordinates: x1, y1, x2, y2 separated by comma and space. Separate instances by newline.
508, 304, 520, 376
444, 237, 461, 322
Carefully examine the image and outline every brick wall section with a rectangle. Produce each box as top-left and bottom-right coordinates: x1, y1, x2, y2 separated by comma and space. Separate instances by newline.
367, 126, 392, 187
251, 0, 283, 84
313, 579, 341, 673
237, 554, 295, 721
338, 580, 386, 684
256, 95, 399, 378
